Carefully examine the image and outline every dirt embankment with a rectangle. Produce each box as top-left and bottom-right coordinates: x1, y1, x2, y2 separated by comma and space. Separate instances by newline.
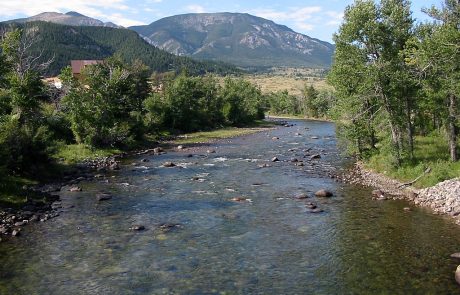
345, 162, 460, 224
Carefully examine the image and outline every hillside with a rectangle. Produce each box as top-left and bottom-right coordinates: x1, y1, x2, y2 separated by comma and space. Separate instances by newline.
0, 21, 240, 76
130, 13, 335, 69
5, 11, 121, 28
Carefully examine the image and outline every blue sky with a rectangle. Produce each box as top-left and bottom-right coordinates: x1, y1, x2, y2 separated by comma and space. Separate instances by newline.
0, 0, 444, 42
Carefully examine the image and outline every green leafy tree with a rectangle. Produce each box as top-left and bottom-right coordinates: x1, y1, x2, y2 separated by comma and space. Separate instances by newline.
62, 57, 150, 147
328, 0, 416, 163
407, 0, 460, 161
220, 78, 264, 126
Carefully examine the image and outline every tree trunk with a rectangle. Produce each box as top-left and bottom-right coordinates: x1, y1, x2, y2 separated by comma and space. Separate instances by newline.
448, 94, 458, 162
405, 96, 414, 160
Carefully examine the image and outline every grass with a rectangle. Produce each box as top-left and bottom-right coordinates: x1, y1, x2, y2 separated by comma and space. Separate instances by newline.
0, 175, 39, 207
365, 135, 460, 188
174, 121, 275, 144
53, 144, 122, 164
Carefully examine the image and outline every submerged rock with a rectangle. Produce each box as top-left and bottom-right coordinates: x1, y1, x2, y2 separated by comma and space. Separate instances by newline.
162, 162, 176, 168
153, 147, 163, 154
96, 193, 112, 202
130, 225, 145, 231
310, 154, 321, 160
231, 197, 252, 203
158, 223, 182, 233
69, 186, 82, 192
309, 208, 324, 213
293, 193, 309, 200
315, 189, 333, 198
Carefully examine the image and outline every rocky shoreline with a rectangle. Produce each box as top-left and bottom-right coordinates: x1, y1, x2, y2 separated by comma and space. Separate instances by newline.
345, 162, 460, 224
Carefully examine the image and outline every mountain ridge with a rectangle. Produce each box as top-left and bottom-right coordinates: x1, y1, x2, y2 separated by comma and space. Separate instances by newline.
4, 11, 121, 28
130, 12, 334, 68
0, 21, 240, 76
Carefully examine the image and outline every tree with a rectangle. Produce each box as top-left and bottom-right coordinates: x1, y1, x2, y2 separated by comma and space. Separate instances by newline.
220, 78, 264, 126
408, 0, 460, 161
0, 28, 54, 174
302, 85, 320, 117
62, 57, 150, 147
328, 0, 416, 163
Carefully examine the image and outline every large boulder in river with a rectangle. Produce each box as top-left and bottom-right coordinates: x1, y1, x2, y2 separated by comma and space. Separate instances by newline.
315, 189, 333, 197
456, 265, 460, 285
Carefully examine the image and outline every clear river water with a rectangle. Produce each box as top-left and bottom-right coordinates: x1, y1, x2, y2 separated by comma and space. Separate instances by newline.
1, 119, 460, 294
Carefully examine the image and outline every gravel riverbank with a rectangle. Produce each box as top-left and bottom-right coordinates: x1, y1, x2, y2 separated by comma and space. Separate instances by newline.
346, 162, 460, 224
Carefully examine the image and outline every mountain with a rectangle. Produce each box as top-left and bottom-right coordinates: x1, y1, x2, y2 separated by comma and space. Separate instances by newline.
130, 13, 334, 69
5, 11, 121, 28
0, 21, 240, 76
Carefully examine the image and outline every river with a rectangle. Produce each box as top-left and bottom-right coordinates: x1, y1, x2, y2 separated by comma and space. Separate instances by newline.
1, 119, 460, 294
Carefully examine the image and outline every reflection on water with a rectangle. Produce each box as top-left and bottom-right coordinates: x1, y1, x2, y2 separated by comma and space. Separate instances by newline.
1, 120, 460, 294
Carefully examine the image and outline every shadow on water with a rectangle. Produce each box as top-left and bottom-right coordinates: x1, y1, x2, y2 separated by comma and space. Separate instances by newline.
1, 119, 460, 294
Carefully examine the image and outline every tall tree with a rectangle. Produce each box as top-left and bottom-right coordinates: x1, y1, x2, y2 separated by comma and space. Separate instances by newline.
328, 0, 416, 163
409, 0, 460, 161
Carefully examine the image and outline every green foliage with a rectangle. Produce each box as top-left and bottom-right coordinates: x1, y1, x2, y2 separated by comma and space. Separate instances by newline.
366, 135, 460, 188
220, 78, 265, 126
62, 57, 149, 147
266, 85, 334, 119
0, 29, 55, 178
329, 0, 417, 163
0, 21, 241, 77
144, 75, 264, 132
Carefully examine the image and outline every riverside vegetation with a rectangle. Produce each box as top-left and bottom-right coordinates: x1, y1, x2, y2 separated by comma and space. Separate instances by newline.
328, 0, 460, 187
0, 0, 459, 204
0, 28, 266, 206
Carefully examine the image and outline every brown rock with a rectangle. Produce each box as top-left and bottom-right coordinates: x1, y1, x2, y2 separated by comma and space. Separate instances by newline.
315, 189, 333, 197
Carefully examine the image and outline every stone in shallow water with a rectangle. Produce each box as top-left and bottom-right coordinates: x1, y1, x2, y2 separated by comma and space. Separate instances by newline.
162, 162, 176, 168
130, 225, 145, 231
271, 157, 280, 162
69, 186, 82, 192
308, 208, 324, 213
315, 189, 333, 197
96, 193, 112, 202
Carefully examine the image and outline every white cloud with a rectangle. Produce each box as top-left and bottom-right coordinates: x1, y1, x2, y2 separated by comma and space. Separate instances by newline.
186, 5, 206, 13
252, 6, 321, 23
0, 0, 145, 27
107, 13, 146, 27
325, 11, 344, 26
296, 23, 314, 31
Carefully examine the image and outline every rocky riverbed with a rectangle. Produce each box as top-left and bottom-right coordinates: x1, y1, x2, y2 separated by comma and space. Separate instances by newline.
346, 162, 460, 224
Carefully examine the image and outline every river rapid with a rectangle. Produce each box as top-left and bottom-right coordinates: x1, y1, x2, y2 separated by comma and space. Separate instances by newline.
1, 119, 460, 294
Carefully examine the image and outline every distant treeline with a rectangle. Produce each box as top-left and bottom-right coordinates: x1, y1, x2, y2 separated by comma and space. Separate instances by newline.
0, 21, 241, 77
